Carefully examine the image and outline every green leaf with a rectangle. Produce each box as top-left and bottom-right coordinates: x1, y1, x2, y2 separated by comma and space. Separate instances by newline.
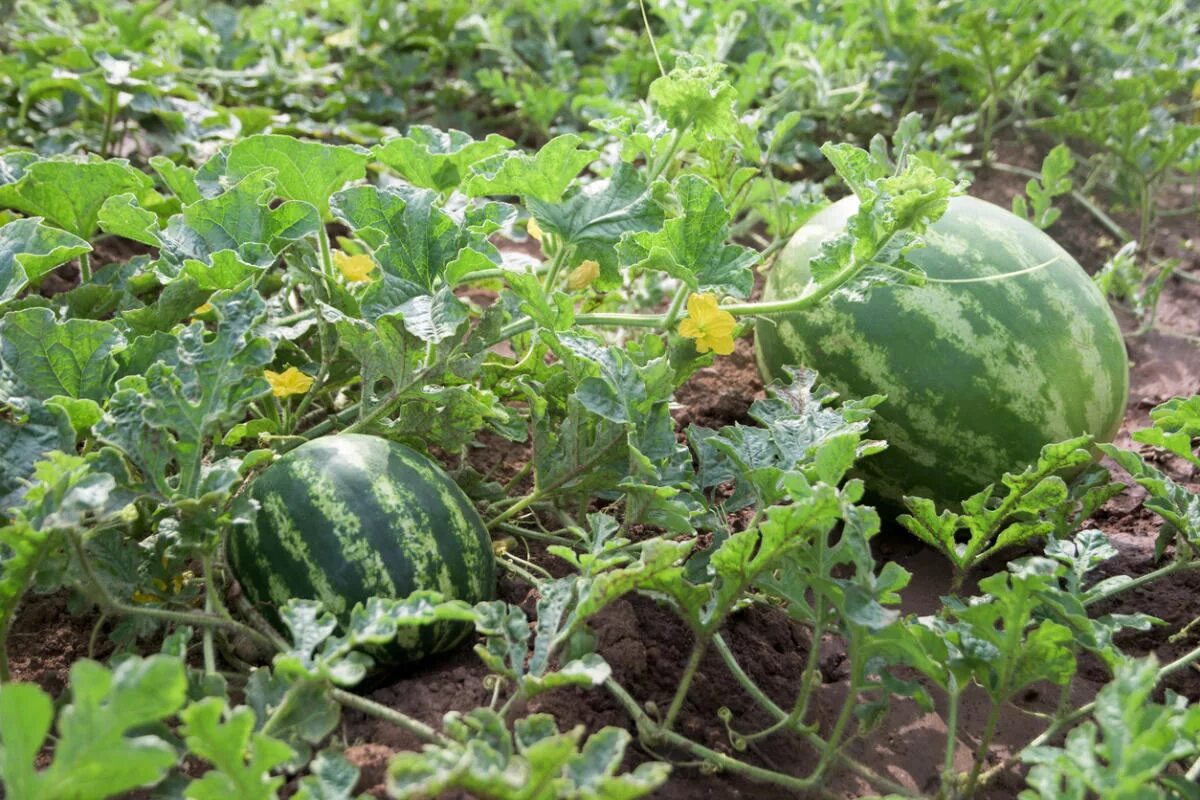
647, 63, 738, 139
375, 126, 512, 193
0, 156, 154, 240
1099, 444, 1200, 556
274, 595, 477, 687
0, 682, 54, 799
180, 697, 294, 800
1132, 395, 1200, 468
528, 162, 666, 289
1, 308, 125, 402
465, 134, 598, 203
1013, 144, 1074, 229
159, 170, 320, 270
331, 185, 464, 291
150, 155, 203, 205
899, 436, 1103, 577
97, 287, 273, 498
397, 287, 468, 343
44, 396, 103, 435
97, 193, 162, 247
0, 399, 73, 511
244, 671, 340, 770
620, 174, 757, 298
227, 134, 371, 219
0, 218, 91, 306
318, 304, 418, 407
294, 751, 363, 800
6, 656, 188, 800
387, 709, 668, 800
1021, 657, 1200, 799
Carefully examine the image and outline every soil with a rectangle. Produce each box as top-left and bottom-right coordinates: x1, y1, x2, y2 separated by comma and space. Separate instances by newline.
8, 137, 1200, 798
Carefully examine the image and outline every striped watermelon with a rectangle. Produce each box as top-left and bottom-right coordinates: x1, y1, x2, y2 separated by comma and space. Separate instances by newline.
230, 434, 494, 665
755, 195, 1129, 509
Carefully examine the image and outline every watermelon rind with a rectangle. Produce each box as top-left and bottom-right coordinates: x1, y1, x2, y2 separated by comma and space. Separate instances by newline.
230, 433, 495, 665
755, 195, 1129, 509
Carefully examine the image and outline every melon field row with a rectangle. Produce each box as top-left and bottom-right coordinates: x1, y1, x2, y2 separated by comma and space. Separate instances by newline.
0, 2, 1199, 799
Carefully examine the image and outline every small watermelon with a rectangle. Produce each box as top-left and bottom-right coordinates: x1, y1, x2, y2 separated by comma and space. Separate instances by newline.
231, 433, 494, 665
755, 195, 1129, 509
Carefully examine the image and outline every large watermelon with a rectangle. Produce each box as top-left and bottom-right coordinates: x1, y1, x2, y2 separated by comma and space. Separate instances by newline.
755, 195, 1129, 509
230, 433, 494, 665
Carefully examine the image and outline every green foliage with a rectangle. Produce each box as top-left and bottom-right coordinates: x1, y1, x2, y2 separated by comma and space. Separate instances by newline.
1093, 241, 1178, 335
0, 656, 187, 799
1021, 658, 1200, 799
1013, 145, 1074, 229
0, 5, 1197, 798
180, 697, 294, 800
0, 156, 154, 241
899, 437, 1122, 582
388, 710, 668, 800
0, 218, 91, 307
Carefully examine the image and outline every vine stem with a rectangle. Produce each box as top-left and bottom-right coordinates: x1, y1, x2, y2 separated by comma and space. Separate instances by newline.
660, 284, 691, 331
979, 640, 1200, 789
493, 521, 577, 548
201, 554, 217, 676
710, 636, 920, 798
100, 87, 118, 157
486, 430, 625, 528
1082, 558, 1200, 608
943, 678, 961, 781
68, 532, 276, 651
662, 635, 710, 731
78, 252, 92, 284
329, 687, 449, 745
605, 679, 832, 795
492, 253, 859, 344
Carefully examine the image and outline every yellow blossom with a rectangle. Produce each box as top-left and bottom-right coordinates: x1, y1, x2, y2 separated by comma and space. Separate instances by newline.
527, 217, 543, 241
265, 366, 315, 398
566, 259, 600, 290
677, 293, 736, 355
194, 302, 214, 315
333, 250, 375, 282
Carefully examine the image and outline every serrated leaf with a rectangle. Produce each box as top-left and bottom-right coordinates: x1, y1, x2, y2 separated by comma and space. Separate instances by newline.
97, 193, 161, 247
227, 134, 370, 219
332, 184, 465, 291
397, 287, 468, 343
0, 399, 73, 512
5, 656, 188, 800
0, 156, 154, 240
0, 308, 125, 402
159, 169, 320, 270
181, 697, 294, 800
647, 63, 738, 138
465, 134, 597, 203
620, 174, 756, 298
0, 218, 91, 306
294, 751, 363, 800
97, 287, 273, 499
375, 126, 512, 193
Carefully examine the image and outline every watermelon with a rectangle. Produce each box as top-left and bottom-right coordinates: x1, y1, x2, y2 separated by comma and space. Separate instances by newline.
755, 195, 1129, 509
230, 433, 494, 665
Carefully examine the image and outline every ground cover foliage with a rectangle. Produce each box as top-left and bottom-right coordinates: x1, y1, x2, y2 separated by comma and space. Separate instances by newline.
0, 1, 1199, 797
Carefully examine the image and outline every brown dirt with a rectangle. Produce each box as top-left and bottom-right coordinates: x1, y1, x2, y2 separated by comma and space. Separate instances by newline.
8, 134, 1200, 799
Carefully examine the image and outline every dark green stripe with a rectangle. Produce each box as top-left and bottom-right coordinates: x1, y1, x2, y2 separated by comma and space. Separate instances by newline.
233, 434, 493, 666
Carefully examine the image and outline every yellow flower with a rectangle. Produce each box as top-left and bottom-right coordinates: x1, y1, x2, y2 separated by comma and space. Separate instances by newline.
527, 217, 543, 241
333, 250, 375, 283
265, 366, 315, 398
194, 302, 214, 315
566, 259, 600, 290
677, 293, 736, 355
